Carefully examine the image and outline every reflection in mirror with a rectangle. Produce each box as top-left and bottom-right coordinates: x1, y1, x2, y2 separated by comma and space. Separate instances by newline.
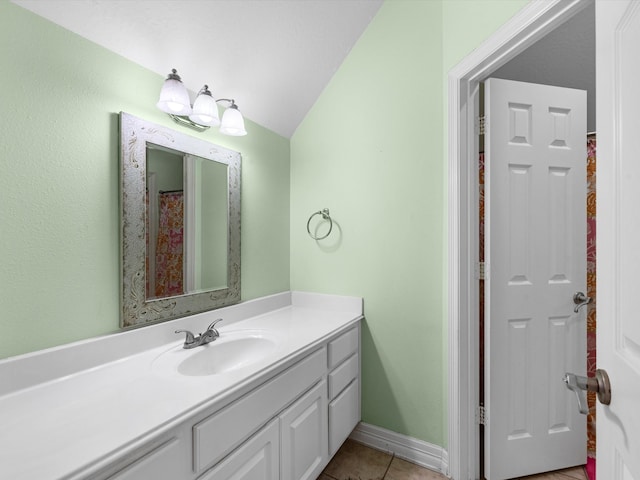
120, 112, 241, 328
145, 145, 229, 300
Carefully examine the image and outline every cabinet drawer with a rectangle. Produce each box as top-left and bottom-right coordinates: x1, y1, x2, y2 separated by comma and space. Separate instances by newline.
327, 327, 358, 369
328, 353, 358, 401
328, 379, 359, 456
107, 436, 184, 480
194, 347, 326, 473
198, 418, 279, 480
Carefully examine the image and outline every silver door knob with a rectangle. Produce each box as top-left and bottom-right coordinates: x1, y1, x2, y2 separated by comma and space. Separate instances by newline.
573, 291, 592, 313
563, 369, 612, 414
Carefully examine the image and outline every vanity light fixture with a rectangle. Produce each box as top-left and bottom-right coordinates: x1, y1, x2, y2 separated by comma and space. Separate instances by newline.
156, 69, 247, 136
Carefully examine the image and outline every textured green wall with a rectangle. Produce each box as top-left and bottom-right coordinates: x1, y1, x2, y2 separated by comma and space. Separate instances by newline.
442, 0, 530, 72
199, 160, 229, 290
291, 0, 445, 445
147, 148, 183, 192
291, 0, 529, 448
0, 1, 290, 359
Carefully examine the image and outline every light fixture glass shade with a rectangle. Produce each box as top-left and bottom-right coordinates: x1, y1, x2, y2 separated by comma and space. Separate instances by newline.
189, 86, 220, 127
156, 69, 192, 115
219, 105, 247, 136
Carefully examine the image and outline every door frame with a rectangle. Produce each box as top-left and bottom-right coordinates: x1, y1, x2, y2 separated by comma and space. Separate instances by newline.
447, 1, 593, 478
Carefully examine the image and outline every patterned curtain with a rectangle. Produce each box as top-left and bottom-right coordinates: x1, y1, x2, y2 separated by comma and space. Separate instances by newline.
155, 191, 184, 297
586, 135, 597, 476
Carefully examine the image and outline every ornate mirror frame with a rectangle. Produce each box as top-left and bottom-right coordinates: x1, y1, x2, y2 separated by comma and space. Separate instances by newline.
119, 112, 241, 328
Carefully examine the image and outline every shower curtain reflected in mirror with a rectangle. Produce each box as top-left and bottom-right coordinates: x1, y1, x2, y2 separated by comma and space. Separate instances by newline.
146, 190, 185, 299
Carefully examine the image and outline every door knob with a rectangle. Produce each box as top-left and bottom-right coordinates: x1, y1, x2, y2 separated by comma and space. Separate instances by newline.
573, 291, 592, 313
563, 369, 612, 414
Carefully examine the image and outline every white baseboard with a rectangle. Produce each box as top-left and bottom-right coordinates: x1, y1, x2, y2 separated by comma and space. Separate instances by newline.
349, 422, 449, 476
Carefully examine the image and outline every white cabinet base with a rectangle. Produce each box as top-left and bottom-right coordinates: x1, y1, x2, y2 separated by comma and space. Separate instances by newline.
199, 419, 279, 480
103, 325, 359, 480
280, 381, 328, 480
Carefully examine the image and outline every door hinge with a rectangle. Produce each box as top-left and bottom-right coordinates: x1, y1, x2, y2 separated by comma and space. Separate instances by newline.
476, 261, 487, 280
476, 114, 486, 136
477, 405, 487, 425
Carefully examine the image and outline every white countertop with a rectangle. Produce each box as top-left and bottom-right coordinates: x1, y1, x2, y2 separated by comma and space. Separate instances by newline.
0, 291, 363, 480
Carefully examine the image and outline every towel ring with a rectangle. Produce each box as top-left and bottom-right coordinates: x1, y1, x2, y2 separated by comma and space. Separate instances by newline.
307, 208, 333, 240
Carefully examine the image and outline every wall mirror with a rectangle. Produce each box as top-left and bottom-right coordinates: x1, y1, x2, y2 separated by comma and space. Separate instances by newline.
120, 112, 241, 328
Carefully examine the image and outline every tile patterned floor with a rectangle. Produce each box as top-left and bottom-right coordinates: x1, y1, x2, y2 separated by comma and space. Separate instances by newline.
318, 439, 447, 480
515, 465, 588, 480
318, 439, 588, 480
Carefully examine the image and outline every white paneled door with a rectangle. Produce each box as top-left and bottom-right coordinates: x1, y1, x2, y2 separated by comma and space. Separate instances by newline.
485, 78, 587, 480
596, 2, 640, 479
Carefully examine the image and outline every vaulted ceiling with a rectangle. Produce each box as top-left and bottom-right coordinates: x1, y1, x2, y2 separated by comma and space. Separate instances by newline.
12, 0, 383, 138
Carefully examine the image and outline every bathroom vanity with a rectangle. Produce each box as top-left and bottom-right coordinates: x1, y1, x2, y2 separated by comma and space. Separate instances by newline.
0, 292, 362, 480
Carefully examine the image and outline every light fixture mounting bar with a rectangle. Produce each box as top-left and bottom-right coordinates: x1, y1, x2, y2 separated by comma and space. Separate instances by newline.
168, 114, 210, 132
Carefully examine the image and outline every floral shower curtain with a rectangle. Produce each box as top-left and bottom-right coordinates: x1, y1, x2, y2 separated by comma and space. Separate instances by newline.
154, 191, 184, 298
586, 135, 597, 467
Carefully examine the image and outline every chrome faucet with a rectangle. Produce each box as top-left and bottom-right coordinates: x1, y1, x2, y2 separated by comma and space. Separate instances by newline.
175, 319, 223, 349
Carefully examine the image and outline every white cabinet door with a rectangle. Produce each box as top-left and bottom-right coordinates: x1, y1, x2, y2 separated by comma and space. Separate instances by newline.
280, 380, 328, 480
485, 77, 587, 480
329, 379, 359, 456
596, 2, 640, 479
199, 419, 279, 480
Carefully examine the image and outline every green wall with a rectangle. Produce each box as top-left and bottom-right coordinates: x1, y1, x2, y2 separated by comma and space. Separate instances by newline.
291, 0, 445, 444
291, 0, 528, 448
0, 1, 290, 359
147, 148, 183, 192
198, 159, 229, 290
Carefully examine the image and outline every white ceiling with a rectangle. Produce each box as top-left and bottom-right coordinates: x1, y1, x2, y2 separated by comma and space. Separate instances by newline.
492, 3, 595, 130
12, 0, 383, 138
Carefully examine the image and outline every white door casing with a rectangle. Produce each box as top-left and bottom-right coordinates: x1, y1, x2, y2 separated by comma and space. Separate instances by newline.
596, 1, 640, 479
484, 78, 587, 480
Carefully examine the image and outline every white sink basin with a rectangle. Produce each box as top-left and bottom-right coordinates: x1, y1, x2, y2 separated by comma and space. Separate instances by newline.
153, 330, 277, 377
